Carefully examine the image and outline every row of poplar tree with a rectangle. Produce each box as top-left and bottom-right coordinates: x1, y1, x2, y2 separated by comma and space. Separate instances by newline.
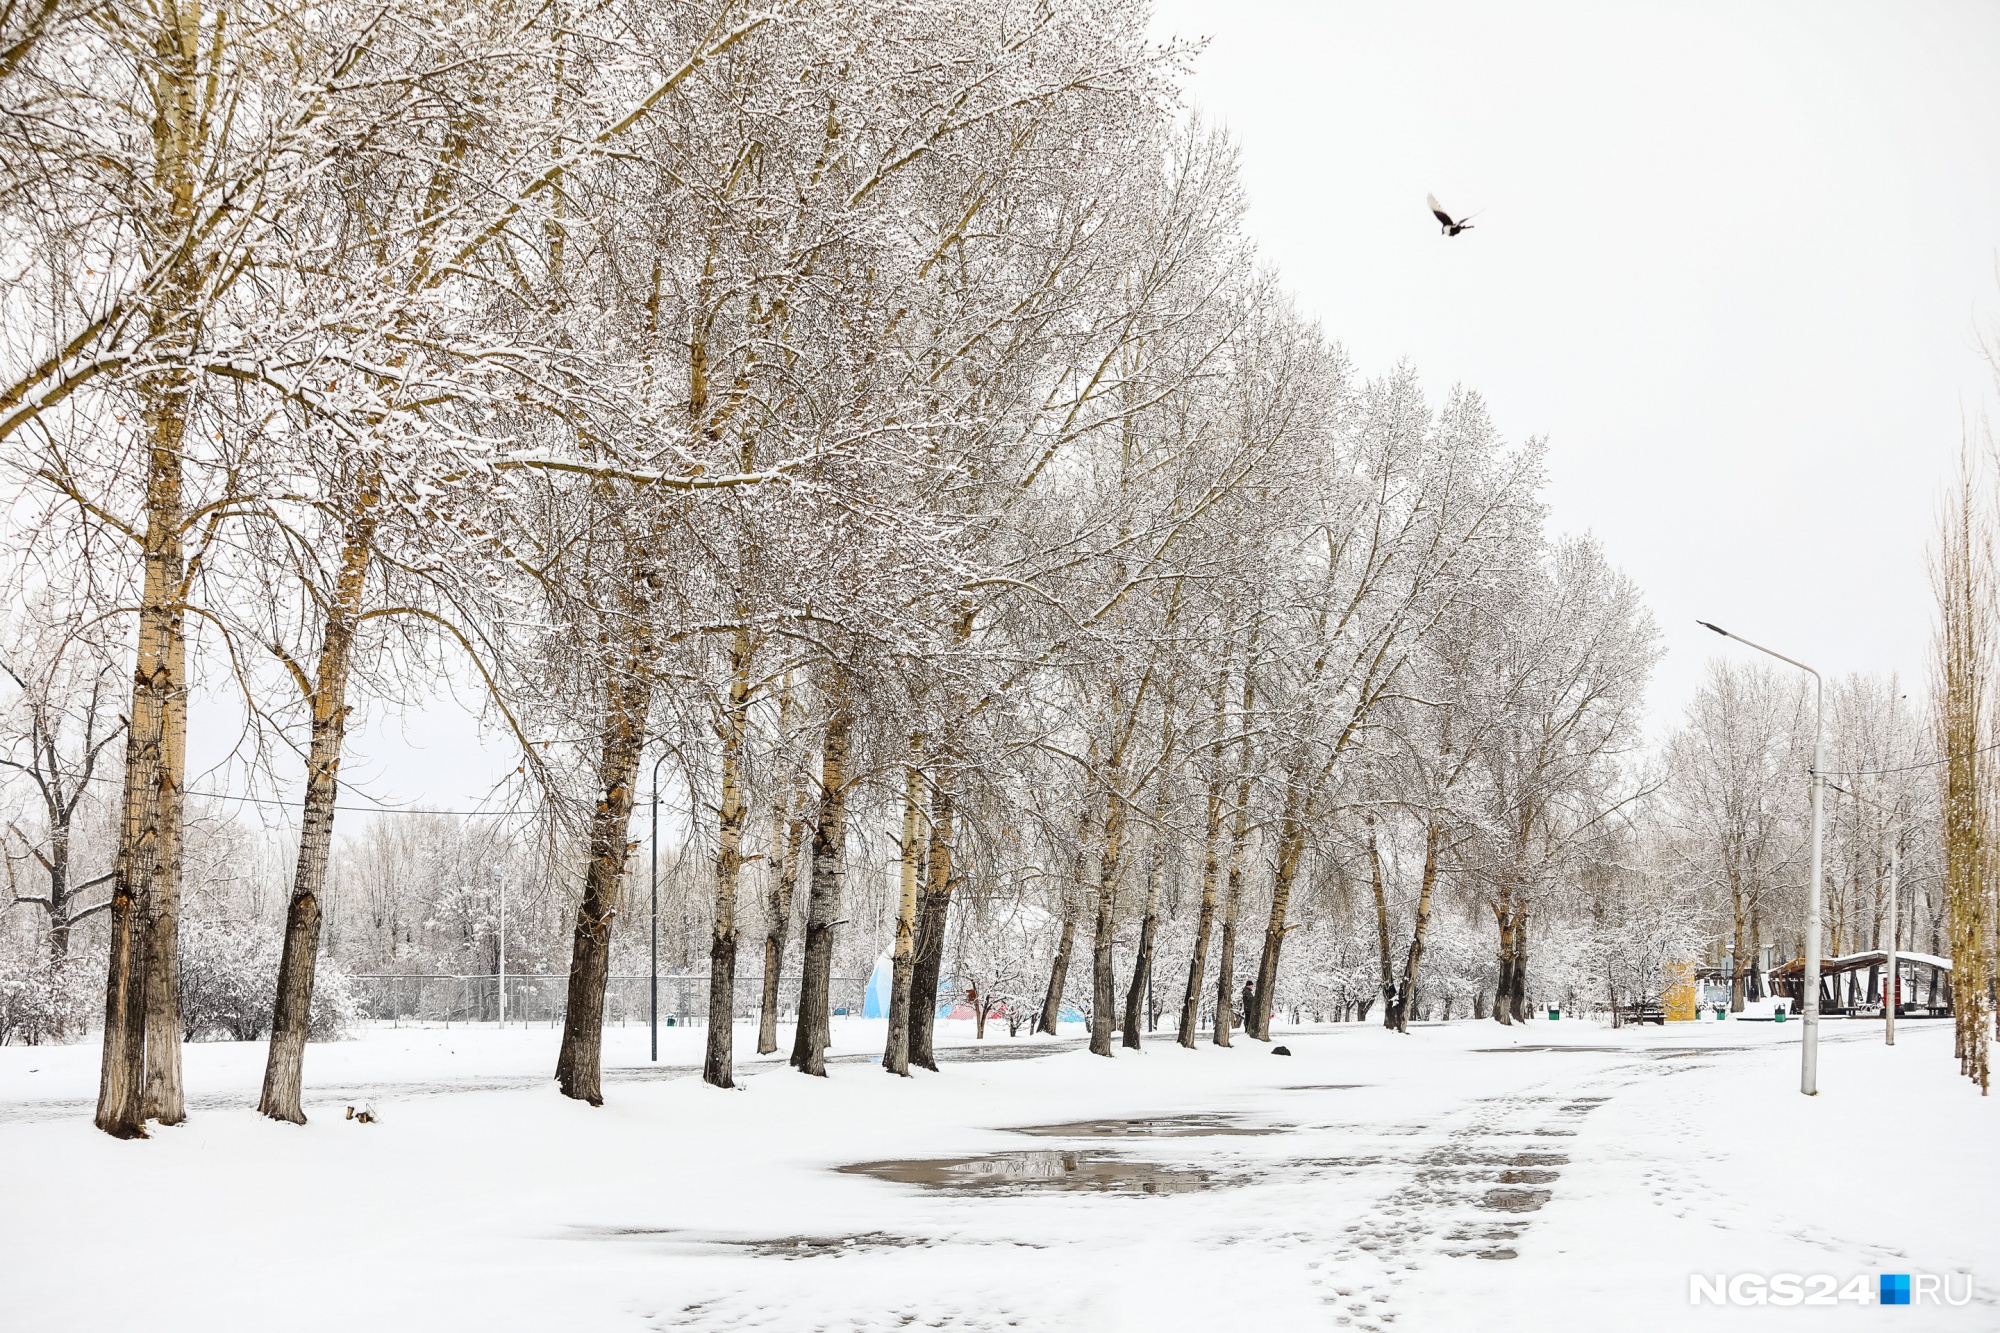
1, 0, 1717, 1138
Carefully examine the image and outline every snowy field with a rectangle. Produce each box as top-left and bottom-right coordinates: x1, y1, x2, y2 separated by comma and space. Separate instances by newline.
1, 1017, 1994, 1332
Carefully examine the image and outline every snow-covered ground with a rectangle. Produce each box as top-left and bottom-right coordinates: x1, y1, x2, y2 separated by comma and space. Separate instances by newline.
1, 1016, 1993, 1332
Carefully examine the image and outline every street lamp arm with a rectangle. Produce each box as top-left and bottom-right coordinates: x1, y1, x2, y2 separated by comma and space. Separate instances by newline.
1696, 621, 1824, 692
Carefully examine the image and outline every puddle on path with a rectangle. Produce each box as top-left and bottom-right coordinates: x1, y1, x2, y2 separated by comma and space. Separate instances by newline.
740, 1232, 930, 1258
1436, 1149, 1570, 1167
840, 1150, 1213, 1195
1012, 1113, 1283, 1138
1474, 1044, 1628, 1054
1496, 1168, 1559, 1185
1302, 1155, 1391, 1169
1480, 1187, 1553, 1213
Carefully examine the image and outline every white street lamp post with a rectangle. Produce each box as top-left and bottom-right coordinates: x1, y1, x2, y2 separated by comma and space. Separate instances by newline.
1699, 621, 1824, 1095
651, 749, 672, 1063
1886, 834, 1899, 1047
495, 865, 507, 1028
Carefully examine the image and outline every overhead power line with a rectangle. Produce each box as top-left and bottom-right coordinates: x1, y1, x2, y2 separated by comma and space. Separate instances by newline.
1818, 738, 2000, 778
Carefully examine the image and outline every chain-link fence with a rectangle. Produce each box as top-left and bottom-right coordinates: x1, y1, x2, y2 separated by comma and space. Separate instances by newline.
349, 973, 870, 1028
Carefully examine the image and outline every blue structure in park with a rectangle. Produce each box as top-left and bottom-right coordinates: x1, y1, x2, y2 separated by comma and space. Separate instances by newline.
863, 956, 892, 1018
861, 953, 1085, 1023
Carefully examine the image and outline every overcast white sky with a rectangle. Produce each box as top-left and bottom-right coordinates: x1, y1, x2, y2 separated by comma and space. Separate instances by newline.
1151, 0, 2000, 734
220, 1, 2000, 812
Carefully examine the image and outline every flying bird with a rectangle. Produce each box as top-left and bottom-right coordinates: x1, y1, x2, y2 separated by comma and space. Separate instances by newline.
1427, 193, 1475, 237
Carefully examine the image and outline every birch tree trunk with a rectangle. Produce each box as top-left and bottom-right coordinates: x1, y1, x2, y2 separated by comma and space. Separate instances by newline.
1211, 654, 1256, 1049
1491, 891, 1516, 1025
1122, 778, 1171, 1049
1037, 807, 1091, 1037
555, 664, 651, 1105
1391, 821, 1442, 1034
95, 450, 187, 1137
1176, 776, 1224, 1047
1728, 867, 1748, 1013
883, 740, 924, 1075
96, 0, 212, 1137
908, 784, 956, 1070
1089, 784, 1126, 1057
138, 596, 188, 1126
1369, 822, 1398, 1029
1213, 790, 1252, 1049
43, 825, 73, 968
756, 673, 805, 1056
1037, 890, 1078, 1037
1214, 895, 1239, 1047
790, 703, 852, 1077
1508, 907, 1529, 1022
757, 799, 806, 1056
259, 486, 379, 1123
1248, 783, 1307, 1042
705, 629, 752, 1089
1120, 877, 1158, 1049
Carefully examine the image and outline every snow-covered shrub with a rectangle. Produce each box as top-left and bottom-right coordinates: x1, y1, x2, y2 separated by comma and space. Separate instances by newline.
177, 918, 356, 1042
308, 963, 359, 1041
0, 957, 94, 1045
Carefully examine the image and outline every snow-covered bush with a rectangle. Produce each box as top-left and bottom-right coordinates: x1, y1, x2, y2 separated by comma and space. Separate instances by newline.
0, 957, 93, 1045
177, 918, 357, 1042
309, 964, 360, 1041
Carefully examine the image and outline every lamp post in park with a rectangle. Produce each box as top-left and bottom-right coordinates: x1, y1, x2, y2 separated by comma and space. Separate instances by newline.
1697, 620, 1825, 1095
494, 866, 506, 1028
651, 749, 672, 1063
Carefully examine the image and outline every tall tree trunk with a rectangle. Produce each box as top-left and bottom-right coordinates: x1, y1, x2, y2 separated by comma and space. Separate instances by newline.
1509, 907, 1529, 1022
1037, 896, 1078, 1037
756, 675, 806, 1056
791, 704, 853, 1077
1369, 821, 1397, 1029
1037, 806, 1092, 1036
1491, 891, 1515, 1026
554, 666, 651, 1106
1176, 776, 1224, 1047
1248, 785, 1307, 1041
100, 403, 193, 1133
1123, 779, 1171, 1050
757, 797, 806, 1056
1748, 897, 1765, 1001
259, 490, 378, 1123
140, 750, 186, 1126
884, 740, 924, 1075
96, 481, 184, 1137
1213, 795, 1251, 1049
1121, 878, 1160, 1051
1214, 913, 1238, 1047
1392, 821, 1443, 1034
95, 0, 205, 1140
46, 832, 71, 968
1090, 782, 1127, 1058
705, 629, 753, 1089
1213, 654, 1256, 1048
911, 607, 974, 1066
1728, 868, 1747, 1013
908, 784, 956, 1070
